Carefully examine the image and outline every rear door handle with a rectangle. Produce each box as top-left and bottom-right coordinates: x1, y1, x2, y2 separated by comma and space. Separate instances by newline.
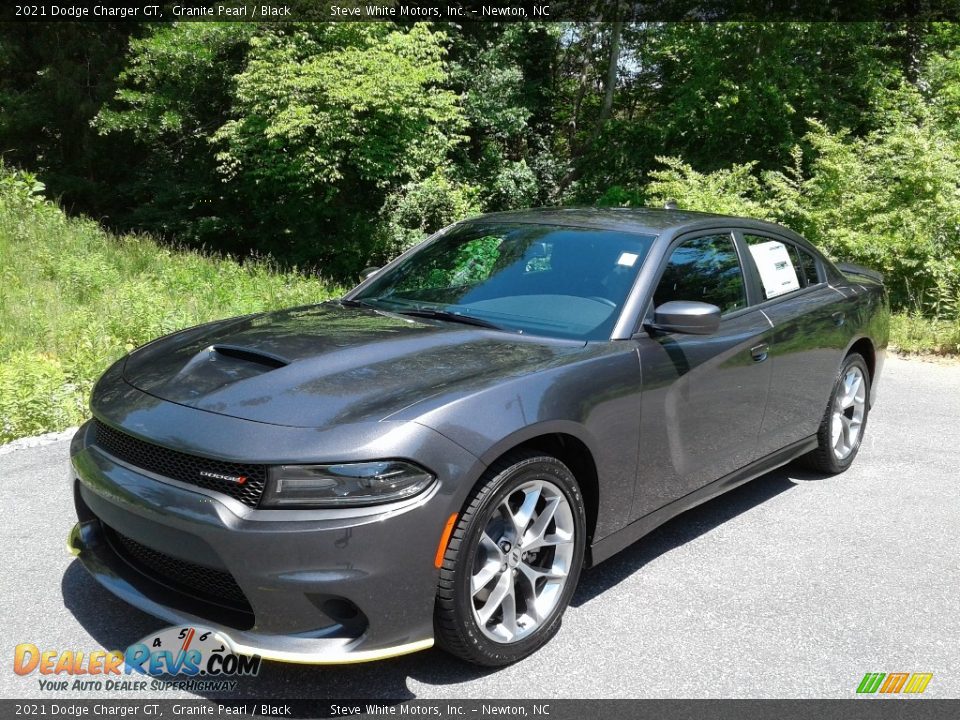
832, 311, 846, 326
750, 343, 769, 362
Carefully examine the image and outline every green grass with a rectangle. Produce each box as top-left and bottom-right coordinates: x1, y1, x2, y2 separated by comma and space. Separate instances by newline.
0, 171, 343, 443
890, 313, 960, 357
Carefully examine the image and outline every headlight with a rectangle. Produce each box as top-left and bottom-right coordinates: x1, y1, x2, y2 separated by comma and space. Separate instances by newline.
262, 461, 435, 508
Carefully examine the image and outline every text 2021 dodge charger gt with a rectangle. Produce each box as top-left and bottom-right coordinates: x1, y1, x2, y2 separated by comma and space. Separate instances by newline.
68, 208, 889, 666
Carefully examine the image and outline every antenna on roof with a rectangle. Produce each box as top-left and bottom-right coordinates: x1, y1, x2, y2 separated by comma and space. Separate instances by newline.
664, 198, 679, 210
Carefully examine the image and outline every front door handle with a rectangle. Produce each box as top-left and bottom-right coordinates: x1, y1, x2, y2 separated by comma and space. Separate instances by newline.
832, 311, 846, 327
750, 343, 769, 362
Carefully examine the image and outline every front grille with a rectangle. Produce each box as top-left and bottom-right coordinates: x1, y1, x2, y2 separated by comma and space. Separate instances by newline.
92, 420, 266, 507
106, 525, 252, 613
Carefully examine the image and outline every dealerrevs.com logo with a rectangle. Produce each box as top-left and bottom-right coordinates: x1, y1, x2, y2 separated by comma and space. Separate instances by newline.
14, 626, 261, 692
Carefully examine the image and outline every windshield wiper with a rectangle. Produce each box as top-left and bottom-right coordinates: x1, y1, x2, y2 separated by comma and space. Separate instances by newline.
395, 308, 503, 331
339, 298, 375, 308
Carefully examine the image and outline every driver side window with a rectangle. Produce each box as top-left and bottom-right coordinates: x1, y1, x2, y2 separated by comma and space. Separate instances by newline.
655, 234, 746, 314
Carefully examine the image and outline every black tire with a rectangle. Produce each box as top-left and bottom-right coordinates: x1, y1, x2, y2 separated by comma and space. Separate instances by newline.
434, 450, 586, 666
802, 352, 871, 474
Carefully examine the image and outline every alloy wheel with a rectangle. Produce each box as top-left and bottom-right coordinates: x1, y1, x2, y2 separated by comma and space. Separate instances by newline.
831, 365, 867, 460
469, 479, 576, 643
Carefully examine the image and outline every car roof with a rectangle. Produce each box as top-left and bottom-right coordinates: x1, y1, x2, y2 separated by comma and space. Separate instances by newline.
460, 207, 801, 241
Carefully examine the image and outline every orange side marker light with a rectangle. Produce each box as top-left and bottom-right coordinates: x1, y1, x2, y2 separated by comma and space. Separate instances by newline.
434, 513, 459, 568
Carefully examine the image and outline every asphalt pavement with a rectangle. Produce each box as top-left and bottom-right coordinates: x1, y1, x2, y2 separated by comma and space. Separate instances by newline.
1, 354, 958, 699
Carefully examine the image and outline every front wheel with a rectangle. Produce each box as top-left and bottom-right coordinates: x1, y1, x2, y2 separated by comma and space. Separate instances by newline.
802, 352, 871, 474
434, 451, 586, 666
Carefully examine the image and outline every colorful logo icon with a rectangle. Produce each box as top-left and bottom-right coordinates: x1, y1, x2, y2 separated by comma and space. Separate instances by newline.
857, 672, 933, 695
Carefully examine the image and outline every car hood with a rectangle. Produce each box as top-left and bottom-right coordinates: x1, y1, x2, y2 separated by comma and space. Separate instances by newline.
121, 302, 586, 428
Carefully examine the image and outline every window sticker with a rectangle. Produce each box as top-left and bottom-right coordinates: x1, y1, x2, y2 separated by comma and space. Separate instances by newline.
748, 240, 800, 298
617, 251, 639, 267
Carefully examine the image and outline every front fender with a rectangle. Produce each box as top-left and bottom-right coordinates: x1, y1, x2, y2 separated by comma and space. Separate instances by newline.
406, 346, 644, 542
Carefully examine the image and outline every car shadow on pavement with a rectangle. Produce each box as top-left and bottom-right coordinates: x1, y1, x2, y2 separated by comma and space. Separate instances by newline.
572, 462, 825, 607
61, 561, 497, 699
60, 462, 828, 699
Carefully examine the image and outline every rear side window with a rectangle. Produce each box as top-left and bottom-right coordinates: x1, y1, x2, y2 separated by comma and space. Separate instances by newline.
789, 244, 821, 287
744, 234, 821, 298
654, 233, 746, 314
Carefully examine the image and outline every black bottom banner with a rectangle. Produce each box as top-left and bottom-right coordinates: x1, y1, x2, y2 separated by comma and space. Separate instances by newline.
2, 699, 959, 720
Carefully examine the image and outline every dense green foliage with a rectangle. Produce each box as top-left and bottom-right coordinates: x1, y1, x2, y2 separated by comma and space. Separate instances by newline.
0, 165, 341, 442
643, 103, 960, 315
89, 23, 464, 275
1, 162, 954, 443
1, 21, 959, 339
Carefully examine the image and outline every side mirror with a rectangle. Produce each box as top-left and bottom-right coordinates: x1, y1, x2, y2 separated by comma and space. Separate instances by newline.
647, 300, 721, 335
359, 266, 381, 281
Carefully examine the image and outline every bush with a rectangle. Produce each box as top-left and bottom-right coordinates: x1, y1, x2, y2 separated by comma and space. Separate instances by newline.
484, 160, 540, 211
765, 112, 960, 315
890, 313, 960, 355
595, 185, 646, 208
629, 99, 960, 320
0, 351, 86, 442
0, 166, 47, 208
645, 156, 773, 219
371, 170, 481, 264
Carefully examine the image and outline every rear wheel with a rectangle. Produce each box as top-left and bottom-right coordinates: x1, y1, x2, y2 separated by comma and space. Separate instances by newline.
434, 451, 586, 666
802, 352, 871, 474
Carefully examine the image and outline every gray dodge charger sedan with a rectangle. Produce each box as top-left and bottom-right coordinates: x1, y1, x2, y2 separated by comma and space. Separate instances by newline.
68, 208, 889, 666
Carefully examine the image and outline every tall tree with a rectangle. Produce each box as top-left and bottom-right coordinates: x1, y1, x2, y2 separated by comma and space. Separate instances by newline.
96, 23, 464, 275
0, 24, 138, 214
553, 21, 626, 198
640, 23, 898, 172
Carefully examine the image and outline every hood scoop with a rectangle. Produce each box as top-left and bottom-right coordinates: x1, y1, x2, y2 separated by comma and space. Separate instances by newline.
152, 344, 291, 401
211, 344, 289, 369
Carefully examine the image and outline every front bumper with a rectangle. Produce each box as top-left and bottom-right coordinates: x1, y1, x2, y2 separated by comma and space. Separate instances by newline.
66, 521, 433, 664
68, 417, 483, 664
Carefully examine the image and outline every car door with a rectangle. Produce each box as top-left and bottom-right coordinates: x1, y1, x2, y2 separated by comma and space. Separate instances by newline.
632, 231, 774, 519
737, 231, 852, 455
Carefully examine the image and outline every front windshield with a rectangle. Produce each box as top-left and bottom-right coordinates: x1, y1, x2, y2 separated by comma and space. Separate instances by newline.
353, 222, 657, 340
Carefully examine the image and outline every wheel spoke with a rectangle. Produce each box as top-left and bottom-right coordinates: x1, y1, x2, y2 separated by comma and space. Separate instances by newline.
515, 569, 543, 624
525, 529, 573, 552
841, 387, 854, 409
509, 485, 541, 538
849, 372, 863, 402
472, 559, 502, 595
840, 416, 849, 451
844, 373, 861, 408
476, 571, 512, 625
521, 496, 559, 549
479, 531, 504, 561
831, 412, 843, 449
519, 560, 565, 587
499, 579, 518, 638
